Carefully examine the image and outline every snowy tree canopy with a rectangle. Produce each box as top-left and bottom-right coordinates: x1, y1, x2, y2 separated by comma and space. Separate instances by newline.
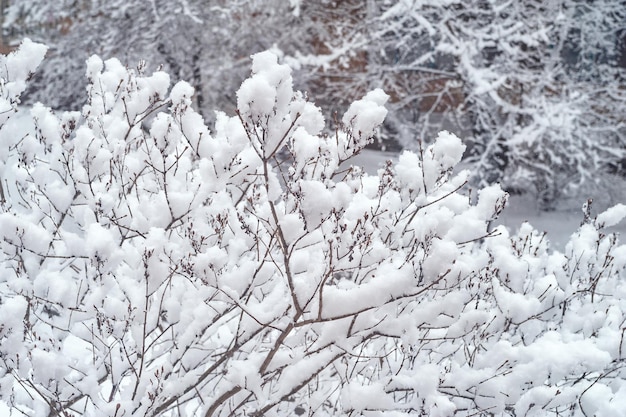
1, 39, 626, 417
5, 0, 626, 207
286, 0, 626, 207
3, 0, 299, 114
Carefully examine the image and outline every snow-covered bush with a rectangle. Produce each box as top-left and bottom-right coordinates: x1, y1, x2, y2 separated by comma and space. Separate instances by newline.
1, 39, 626, 417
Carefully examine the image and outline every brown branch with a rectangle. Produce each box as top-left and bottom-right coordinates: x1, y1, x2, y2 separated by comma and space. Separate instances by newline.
149, 327, 264, 417
204, 386, 242, 417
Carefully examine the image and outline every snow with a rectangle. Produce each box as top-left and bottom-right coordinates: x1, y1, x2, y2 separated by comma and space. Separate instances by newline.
85, 222, 118, 259
3, 45, 626, 417
299, 180, 333, 226
342, 88, 389, 141
291, 98, 325, 135
85, 54, 104, 81
237, 75, 277, 119
343, 381, 394, 411
170, 80, 195, 106
237, 50, 292, 121
492, 279, 541, 323
394, 151, 425, 194
430, 130, 465, 170
2, 39, 47, 106
596, 203, 626, 229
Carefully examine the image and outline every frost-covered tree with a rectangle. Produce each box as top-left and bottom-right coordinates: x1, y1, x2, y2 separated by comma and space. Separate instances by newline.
2, 39, 626, 417
289, 0, 626, 208
449, 0, 626, 207
2, 0, 298, 114
5, 0, 626, 207
283, 0, 467, 147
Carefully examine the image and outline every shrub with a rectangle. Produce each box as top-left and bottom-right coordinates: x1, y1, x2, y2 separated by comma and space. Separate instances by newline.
1, 39, 626, 417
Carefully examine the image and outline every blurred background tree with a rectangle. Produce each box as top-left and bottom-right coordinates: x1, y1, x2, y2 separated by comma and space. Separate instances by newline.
1, 0, 297, 113
3, 0, 626, 208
